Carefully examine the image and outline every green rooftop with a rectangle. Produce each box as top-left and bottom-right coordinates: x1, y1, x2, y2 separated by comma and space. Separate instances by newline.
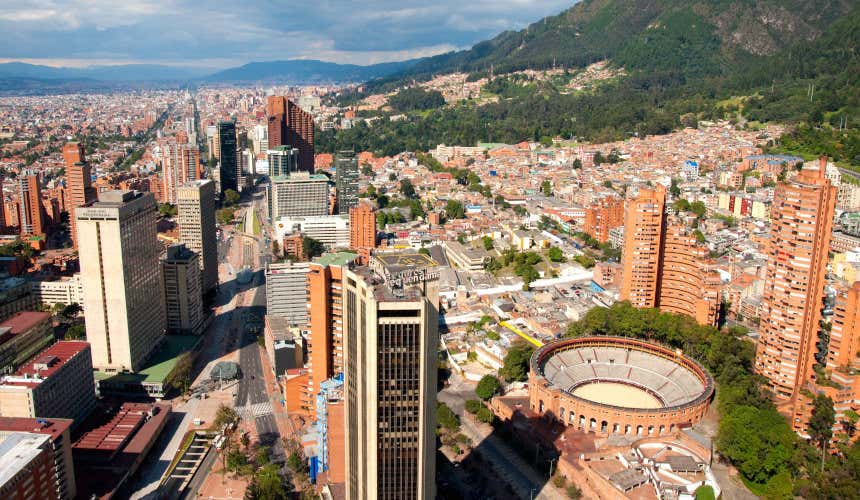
95, 335, 200, 385
314, 251, 358, 267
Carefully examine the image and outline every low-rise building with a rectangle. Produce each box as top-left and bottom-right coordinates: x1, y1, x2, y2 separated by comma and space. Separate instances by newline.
0, 311, 54, 375
30, 275, 83, 308
0, 417, 76, 499
444, 240, 488, 271
0, 432, 58, 500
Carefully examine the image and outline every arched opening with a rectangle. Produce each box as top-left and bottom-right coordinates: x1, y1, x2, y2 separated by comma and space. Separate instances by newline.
659, 425, 665, 435
569, 412, 576, 425
636, 425, 644, 436
600, 421, 608, 433
579, 415, 586, 429
612, 423, 620, 434
648, 425, 655, 436
625, 424, 632, 435
669, 424, 675, 433
589, 418, 597, 431
539, 400, 544, 413
559, 407, 565, 421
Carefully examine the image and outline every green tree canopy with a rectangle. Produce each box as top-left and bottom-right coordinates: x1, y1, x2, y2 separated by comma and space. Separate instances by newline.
475, 375, 501, 400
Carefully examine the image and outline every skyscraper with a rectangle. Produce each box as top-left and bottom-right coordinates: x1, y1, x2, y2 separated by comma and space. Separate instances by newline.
162, 143, 201, 204
267, 96, 315, 172
619, 186, 720, 325
620, 185, 666, 309
161, 244, 204, 336
307, 252, 357, 398
177, 180, 218, 294
18, 171, 45, 236
583, 196, 624, 244
755, 165, 836, 402
335, 150, 359, 214
76, 191, 165, 372
349, 202, 376, 265
343, 251, 439, 500
63, 143, 96, 249
217, 120, 238, 195
267, 146, 300, 177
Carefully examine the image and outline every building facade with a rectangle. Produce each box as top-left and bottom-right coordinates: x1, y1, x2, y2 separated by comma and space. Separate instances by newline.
265, 261, 311, 326
583, 196, 624, 244
267, 96, 315, 172
0, 432, 58, 500
63, 142, 96, 250
343, 252, 439, 500
335, 150, 359, 214
267, 146, 300, 178
0, 417, 76, 500
217, 120, 238, 195
620, 186, 666, 309
18, 171, 46, 236
177, 180, 218, 293
268, 173, 329, 220
161, 244, 204, 336
76, 191, 165, 372
755, 166, 836, 403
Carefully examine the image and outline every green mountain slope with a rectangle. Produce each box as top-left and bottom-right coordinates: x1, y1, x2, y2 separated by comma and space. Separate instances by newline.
320, 0, 860, 162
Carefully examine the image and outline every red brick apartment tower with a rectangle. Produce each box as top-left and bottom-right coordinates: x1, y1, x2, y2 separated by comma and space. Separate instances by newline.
620, 185, 666, 308
755, 164, 836, 407
349, 202, 376, 265
19, 171, 46, 236
63, 142, 96, 249
267, 96, 315, 172
584, 196, 624, 243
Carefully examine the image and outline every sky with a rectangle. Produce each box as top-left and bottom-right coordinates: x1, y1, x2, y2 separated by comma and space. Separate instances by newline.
0, 0, 576, 69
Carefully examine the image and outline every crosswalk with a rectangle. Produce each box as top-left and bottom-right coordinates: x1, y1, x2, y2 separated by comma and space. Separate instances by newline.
238, 401, 273, 420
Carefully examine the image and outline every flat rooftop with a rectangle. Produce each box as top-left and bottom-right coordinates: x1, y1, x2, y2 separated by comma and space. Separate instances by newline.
1, 341, 90, 389
314, 251, 358, 267
0, 311, 51, 335
0, 417, 73, 441
0, 432, 51, 486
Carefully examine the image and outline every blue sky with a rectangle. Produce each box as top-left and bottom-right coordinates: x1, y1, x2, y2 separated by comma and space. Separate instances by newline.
0, 0, 576, 68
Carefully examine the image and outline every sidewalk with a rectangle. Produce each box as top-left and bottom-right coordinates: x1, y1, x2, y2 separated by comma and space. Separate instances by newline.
257, 344, 299, 442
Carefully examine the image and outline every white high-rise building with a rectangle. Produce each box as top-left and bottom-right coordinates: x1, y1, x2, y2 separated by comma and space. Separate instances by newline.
76, 191, 164, 372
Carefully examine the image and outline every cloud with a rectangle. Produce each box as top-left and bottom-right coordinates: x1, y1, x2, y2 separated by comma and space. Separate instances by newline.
0, 0, 577, 67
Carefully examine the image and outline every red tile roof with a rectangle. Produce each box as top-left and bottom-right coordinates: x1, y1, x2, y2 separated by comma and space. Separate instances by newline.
1, 341, 90, 388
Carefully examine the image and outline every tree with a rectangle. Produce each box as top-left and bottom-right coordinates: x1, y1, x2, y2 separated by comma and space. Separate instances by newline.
809, 394, 836, 471
271, 239, 280, 256
240, 433, 250, 449
361, 164, 374, 176
482, 236, 494, 251
689, 201, 707, 218
249, 463, 287, 500
500, 345, 534, 382
399, 178, 417, 199
158, 203, 178, 218
464, 399, 484, 414
436, 402, 460, 431
64, 324, 86, 340
445, 200, 465, 220
541, 179, 552, 196
475, 375, 501, 400
302, 237, 325, 259
548, 247, 565, 262
214, 404, 239, 429
167, 352, 193, 394
475, 407, 495, 424
62, 302, 82, 319
224, 189, 240, 206
216, 208, 235, 225
572, 158, 582, 169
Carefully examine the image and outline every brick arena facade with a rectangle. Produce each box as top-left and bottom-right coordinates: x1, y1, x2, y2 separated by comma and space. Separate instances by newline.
529, 337, 713, 437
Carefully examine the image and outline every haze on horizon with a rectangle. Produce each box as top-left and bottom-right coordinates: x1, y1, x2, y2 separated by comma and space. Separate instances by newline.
0, 0, 576, 69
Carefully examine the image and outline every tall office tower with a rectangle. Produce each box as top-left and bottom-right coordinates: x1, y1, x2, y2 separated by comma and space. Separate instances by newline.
307, 252, 357, 398
217, 120, 238, 195
265, 261, 311, 326
161, 244, 204, 336
266, 96, 315, 172
583, 196, 624, 244
18, 171, 46, 236
620, 185, 666, 309
62, 142, 85, 167
252, 124, 269, 154
267, 146, 300, 177
755, 165, 836, 402
335, 150, 359, 214
343, 251, 439, 500
177, 180, 218, 294
269, 172, 329, 220
64, 144, 96, 249
0, 417, 77, 500
76, 191, 165, 372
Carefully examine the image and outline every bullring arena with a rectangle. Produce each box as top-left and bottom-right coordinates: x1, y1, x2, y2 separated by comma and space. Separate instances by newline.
529, 336, 714, 437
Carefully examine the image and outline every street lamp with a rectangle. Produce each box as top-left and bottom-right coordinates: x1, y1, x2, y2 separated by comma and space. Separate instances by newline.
548, 457, 557, 479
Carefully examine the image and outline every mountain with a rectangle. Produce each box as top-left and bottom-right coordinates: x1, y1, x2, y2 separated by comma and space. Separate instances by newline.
204, 59, 420, 83
320, 0, 860, 163
0, 62, 211, 81
375, 0, 856, 84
